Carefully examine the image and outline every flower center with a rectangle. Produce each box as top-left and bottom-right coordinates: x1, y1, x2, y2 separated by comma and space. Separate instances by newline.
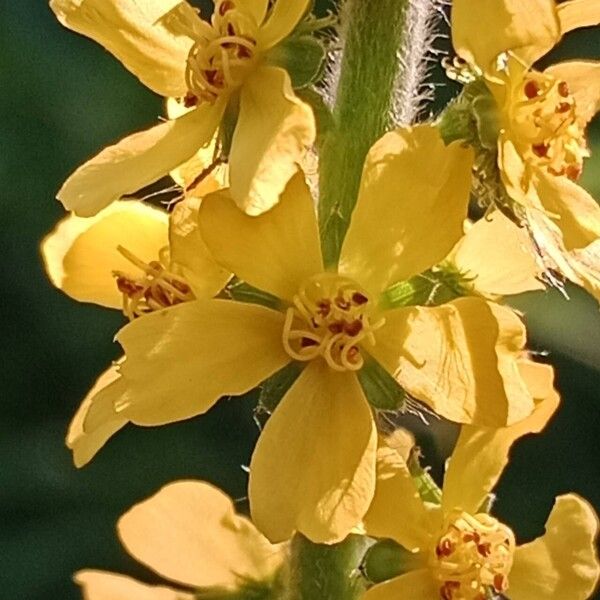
185, 0, 259, 105
282, 274, 384, 372
113, 246, 194, 320
432, 511, 515, 600
510, 71, 588, 180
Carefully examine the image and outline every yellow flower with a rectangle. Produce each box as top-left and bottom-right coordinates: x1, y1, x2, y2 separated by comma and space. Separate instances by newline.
50, 0, 316, 216
74, 481, 286, 600
41, 199, 230, 316
450, 0, 600, 300
73, 125, 539, 544
363, 359, 600, 600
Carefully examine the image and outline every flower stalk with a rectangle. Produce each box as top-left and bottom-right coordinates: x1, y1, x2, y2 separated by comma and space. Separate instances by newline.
318, 0, 410, 267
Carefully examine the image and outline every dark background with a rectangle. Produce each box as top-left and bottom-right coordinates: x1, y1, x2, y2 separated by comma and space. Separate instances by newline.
0, 2, 598, 599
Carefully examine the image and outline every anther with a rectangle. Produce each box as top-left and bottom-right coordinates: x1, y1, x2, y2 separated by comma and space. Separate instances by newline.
524, 80, 540, 99
532, 143, 549, 158
344, 320, 363, 337
558, 81, 570, 98
352, 292, 369, 305
555, 102, 571, 114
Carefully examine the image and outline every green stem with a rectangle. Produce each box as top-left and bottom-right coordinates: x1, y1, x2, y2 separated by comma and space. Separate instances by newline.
285, 534, 370, 600
318, 0, 410, 268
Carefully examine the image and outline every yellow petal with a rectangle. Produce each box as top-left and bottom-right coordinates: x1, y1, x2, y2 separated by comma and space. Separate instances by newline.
509, 494, 600, 600
557, 0, 600, 34
67, 362, 129, 468
442, 359, 558, 516
571, 239, 600, 302
41, 200, 168, 309
452, 0, 560, 72
339, 125, 473, 298
199, 173, 323, 302
229, 66, 316, 215
372, 298, 533, 427
498, 134, 537, 205
257, 0, 310, 50
364, 441, 437, 552
49, 0, 197, 97
58, 103, 224, 217
545, 61, 600, 127
449, 212, 544, 297
362, 570, 438, 600
249, 361, 377, 544
116, 299, 289, 425
75, 570, 188, 600
240, 0, 269, 25
118, 481, 285, 589
535, 171, 600, 251
169, 196, 231, 298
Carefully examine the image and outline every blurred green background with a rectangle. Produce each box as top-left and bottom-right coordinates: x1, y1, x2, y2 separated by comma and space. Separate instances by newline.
0, 2, 598, 599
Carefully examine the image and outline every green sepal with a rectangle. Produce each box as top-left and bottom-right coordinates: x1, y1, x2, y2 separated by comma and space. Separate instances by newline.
219, 92, 240, 159
258, 361, 304, 413
226, 278, 282, 311
296, 87, 335, 146
438, 96, 477, 146
360, 538, 422, 584
380, 266, 473, 311
357, 355, 407, 412
194, 579, 275, 599
407, 449, 442, 505
265, 35, 327, 89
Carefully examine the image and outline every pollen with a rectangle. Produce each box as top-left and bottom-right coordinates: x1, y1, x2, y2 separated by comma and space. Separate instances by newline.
511, 71, 589, 181
282, 274, 385, 372
113, 246, 195, 320
431, 510, 515, 600
185, 0, 259, 104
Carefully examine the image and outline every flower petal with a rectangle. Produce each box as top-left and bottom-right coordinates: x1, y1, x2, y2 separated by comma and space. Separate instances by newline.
229, 66, 316, 215
449, 212, 544, 298
451, 0, 560, 72
509, 495, 600, 600
257, 0, 310, 50
118, 481, 285, 589
362, 570, 438, 600
41, 200, 168, 309
169, 196, 231, 298
442, 359, 558, 516
58, 103, 224, 217
249, 361, 377, 544
557, 0, 600, 34
339, 125, 473, 298
372, 298, 533, 427
67, 362, 129, 468
545, 61, 600, 127
49, 0, 197, 97
364, 440, 437, 552
240, 0, 269, 25
116, 299, 289, 425
75, 570, 188, 600
199, 172, 323, 302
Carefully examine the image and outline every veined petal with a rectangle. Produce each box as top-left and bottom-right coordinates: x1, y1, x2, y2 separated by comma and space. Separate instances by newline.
372, 298, 533, 427
229, 66, 316, 215
58, 102, 225, 217
75, 570, 189, 600
545, 61, 600, 127
67, 362, 129, 468
249, 361, 377, 544
535, 171, 600, 251
364, 440, 437, 552
41, 200, 168, 309
557, 0, 600, 34
449, 212, 544, 298
257, 0, 310, 51
571, 239, 600, 302
116, 299, 289, 425
118, 481, 285, 589
199, 173, 323, 302
363, 570, 438, 600
442, 360, 558, 516
169, 196, 231, 299
451, 0, 560, 72
49, 0, 198, 97
509, 495, 600, 600
339, 125, 473, 299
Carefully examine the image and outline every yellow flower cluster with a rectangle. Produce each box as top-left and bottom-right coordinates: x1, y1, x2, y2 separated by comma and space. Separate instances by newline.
42, 1, 599, 599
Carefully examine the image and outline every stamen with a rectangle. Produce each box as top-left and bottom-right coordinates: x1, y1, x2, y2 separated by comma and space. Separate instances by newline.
282, 274, 385, 372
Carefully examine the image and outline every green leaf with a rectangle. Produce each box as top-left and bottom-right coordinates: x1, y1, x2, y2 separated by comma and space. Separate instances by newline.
258, 361, 304, 413
357, 355, 407, 411
360, 538, 421, 584
265, 35, 327, 89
